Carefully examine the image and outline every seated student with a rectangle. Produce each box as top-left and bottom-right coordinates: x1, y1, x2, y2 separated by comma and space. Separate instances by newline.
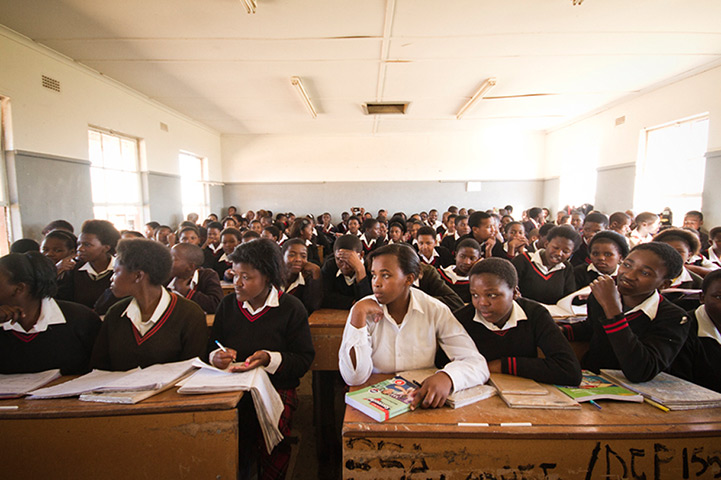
496, 221, 528, 259
0, 252, 101, 375
652, 228, 703, 310
416, 263, 465, 312
387, 221, 406, 245
154, 225, 175, 247
449, 258, 581, 386
608, 211, 632, 239
249, 219, 263, 234
683, 210, 709, 246
338, 243, 489, 409
120, 230, 144, 240
574, 231, 629, 289
41, 229, 77, 279
222, 216, 237, 229
416, 226, 453, 268
438, 213, 456, 239
90, 239, 207, 371
321, 234, 371, 309
177, 225, 201, 246
522, 207, 543, 236
144, 221, 160, 239
335, 211, 350, 235
669, 270, 721, 393
288, 217, 322, 266
702, 226, 721, 268
261, 225, 282, 244
569, 210, 585, 232
282, 238, 323, 314
56, 219, 122, 313
459, 211, 498, 259
209, 239, 314, 479
213, 227, 242, 281
406, 219, 423, 247
360, 218, 385, 255
438, 238, 482, 304
242, 230, 261, 243
561, 242, 689, 383
10, 239, 40, 253
440, 214, 470, 255
511, 226, 579, 305
202, 221, 224, 270
167, 243, 224, 314
628, 212, 660, 249
570, 212, 608, 267
526, 222, 554, 254
346, 215, 362, 237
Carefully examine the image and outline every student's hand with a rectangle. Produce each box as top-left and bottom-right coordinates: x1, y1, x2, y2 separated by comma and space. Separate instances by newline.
229, 350, 271, 372
167, 232, 177, 246
337, 249, 365, 278
173, 276, 192, 296
484, 236, 497, 258
589, 275, 623, 319
224, 269, 236, 282
56, 256, 76, 275
487, 359, 502, 373
0, 305, 25, 324
411, 371, 453, 409
301, 261, 321, 280
507, 237, 528, 257
212, 347, 237, 369
349, 298, 384, 329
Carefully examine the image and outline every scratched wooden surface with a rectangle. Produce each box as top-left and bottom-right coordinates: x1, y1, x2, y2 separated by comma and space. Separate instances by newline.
309, 308, 348, 371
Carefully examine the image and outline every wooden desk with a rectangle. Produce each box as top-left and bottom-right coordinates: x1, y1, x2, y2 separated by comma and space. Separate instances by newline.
308, 308, 347, 371
343, 375, 721, 479
220, 280, 234, 296
0, 385, 242, 479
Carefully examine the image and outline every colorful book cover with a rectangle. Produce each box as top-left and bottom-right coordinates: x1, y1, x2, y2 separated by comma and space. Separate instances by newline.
556, 370, 643, 403
345, 376, 421, 422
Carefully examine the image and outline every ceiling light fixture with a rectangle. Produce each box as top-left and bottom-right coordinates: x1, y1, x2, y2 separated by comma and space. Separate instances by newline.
456, 77, 497, 120
240, 0, 256, 14
290, 76, 317, 119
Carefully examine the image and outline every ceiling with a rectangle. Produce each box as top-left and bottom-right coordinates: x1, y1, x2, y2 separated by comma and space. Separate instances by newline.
2, 0, 721, 135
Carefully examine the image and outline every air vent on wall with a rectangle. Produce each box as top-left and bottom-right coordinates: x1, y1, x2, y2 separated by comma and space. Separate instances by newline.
160, 122, 169, 132
615, 116, 626, 126
41, 75, 60, 93
362, 102, 409, 115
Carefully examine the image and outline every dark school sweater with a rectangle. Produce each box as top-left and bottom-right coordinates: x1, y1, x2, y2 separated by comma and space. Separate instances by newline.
170, 267, 225, 313
320, 256, 372, 309
437, 267, 471, 304
90, 292, 208, 371
419, 246, 454, 269
286, 273, 323, 314
208, 292, 314, 390
55, 261, 121, 313
574, 263, 601, 290
561, 293, 689, 383
451, 298, 581, 386
0, 300, 101, 375
569, 240, 590, 267
668, 311, 721, 393
511, 251, 576, 305
416, 263, 464, 312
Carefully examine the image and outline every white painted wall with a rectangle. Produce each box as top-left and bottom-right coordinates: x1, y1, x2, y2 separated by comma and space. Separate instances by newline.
0, 26, 222, 179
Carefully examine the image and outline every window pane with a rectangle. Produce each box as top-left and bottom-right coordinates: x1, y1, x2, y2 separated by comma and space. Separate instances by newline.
120, 138, 138, 171
89, 131, 103, 167
102, 133, 122, 169
90, 167, 107, 203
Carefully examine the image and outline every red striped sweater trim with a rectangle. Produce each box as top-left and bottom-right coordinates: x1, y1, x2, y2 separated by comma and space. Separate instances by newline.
521, 251, 560, 281
603, 311, 643, 335
11, 331, 39, 343
237, 291, 283, 322
186, 287, 197, 300
506, 357, 518, 376
562, 324, 574, 341
132, 293, 178, 345
438, 269, 469, 285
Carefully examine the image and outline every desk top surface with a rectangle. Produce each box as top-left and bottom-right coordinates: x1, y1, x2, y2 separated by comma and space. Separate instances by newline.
0, 378, 243, 420
343, 375, 721, 439
308, 308, 348, 328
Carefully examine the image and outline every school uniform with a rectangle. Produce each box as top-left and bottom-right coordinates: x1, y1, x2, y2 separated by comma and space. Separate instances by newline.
416, 263, 465, 312
212, 252, 233, 280
168, 267, 225, 313
664, 267, 703, 311
451, 298, 582, 385
695, 251, 721, 269
90, 289, 208, 371
561, 291, 689, 382
440, 231, 462, 255
418, 246, 454, 268
437, 265, 471, 304
574, 263, 618, 289
320, 255, 372, 309
628, 229, 653, 249
526, 239, 541, 253
302, 238, 322, 266
511, 250, 576, 305
668, 305, 721, 393
522, 219, 539, 237
569, 239, 591, 267
283, 271, 323, 314
55, 257, 122, 313
0, 298, 101, 375
457, 233, 494, 259
335, 221, 349, 235
360, 234, 385, 255
339, 288, 489, 389
202, 242, 223, 269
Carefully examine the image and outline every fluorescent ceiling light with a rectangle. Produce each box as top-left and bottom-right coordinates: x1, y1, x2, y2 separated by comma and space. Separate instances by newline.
290, 76, 317, 119
240, 0, 256, 14
456, 78, 497, 120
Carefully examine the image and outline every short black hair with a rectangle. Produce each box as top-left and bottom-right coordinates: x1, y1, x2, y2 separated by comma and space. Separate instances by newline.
10, 239, 40, 254
369, 243, 420, 279
81, 220, 121, 254
220, 227, 243, 241
528, 207, 543, 220
388, 221, 405, 234
334, 234, 362, 253
456, 238, 481, 253
179, 221, 198, 230
503, 221, 523, 235
0, 252, 57, 299
546, 226, 581, 250
348, 215, 361, 225
685, 210, 703, 221
228, 238, 285, 290
469, 257, 518, 290
145, 221, 160, 230
588, 230, 630, 258
263, 225, 281, 240
710, 226, 721, 240
454, 214, 468, 227
417, 226, 436, 238
178, 226, 200, 239
42, 219, 75, 235
242, 230, 261, 241
702, 269, 721, 294
609, 212, 631, 225
652, 227, 701, 256
120, 230, 145, 238
631, 242, 684, 280
44, 229, 77, 251
362, 218, 379, 232
468, 211, 491, 229
584, 212, 609, 228
171, 243, 205, 267
207, 221, 223, 231
635, 212, 659, 225
281, 238, 307, 254
116, 239, 173, 285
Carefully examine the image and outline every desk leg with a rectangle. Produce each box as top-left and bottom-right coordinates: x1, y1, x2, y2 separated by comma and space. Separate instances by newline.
313, 370, 345, 479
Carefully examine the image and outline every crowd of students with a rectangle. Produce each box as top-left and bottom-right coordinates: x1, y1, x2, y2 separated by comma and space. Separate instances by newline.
1, 203, 720, 479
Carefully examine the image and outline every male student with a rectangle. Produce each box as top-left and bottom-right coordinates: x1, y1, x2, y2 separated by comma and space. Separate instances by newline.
441, 214, 470, 254
321, 234, 371, 309
459, 211, 498, 259
683, 210, 709, 246
522, 207, 543, 236
628, 212, 660, 249
570, 212, 608, 267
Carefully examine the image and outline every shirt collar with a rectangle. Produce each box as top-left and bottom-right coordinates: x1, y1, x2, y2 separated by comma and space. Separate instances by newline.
625, 290, 660, 320
588, 263, 619, 276
218, 252, 229, 263
696, 305, 721, 346
454, 231, 461, 240
441, 265, 467, 283
209, 243, 223, 254
304, 238, 313, 247
360, 234, 375, 246
123, 288, 172, 336
79, 256, 115, 279
168, 269, 199, 292
241, 285, 280, 315
376, 288, 425, 326
670, 267, 693, 287
472, 300, 527, 331
708, 248, 720, 263
284, 272, 306, 293
529, 249, 565, 274
2, 297, 66, 334
419, 249, 439, 264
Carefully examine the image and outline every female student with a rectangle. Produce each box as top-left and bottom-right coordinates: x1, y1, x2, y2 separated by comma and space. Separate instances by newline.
167, 243, 224, 314
450, 258, 581, 385
213, 227, 242, 281
574, 230, 629, 289
281, 238, 323, 314
0, 252, 101, 374
209, 238, 314, 479
511, 226, 580, 305
561, 242, 689, 383
652, 227, 703, 310
702, 226, 721, 268
416, 226, 453, 268
498, 221, 528, 259
41, 229, 77, 278
90, 239, 207, 371
438, 238, 481, 304
338, 243, 488, 409
387, 221, 405, 245
288, 217, 322, 266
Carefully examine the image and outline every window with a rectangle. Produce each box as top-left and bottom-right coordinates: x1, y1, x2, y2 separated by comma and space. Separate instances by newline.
88, 127, 143, 231
179, 151, 209, 220
635, 114, 709, 221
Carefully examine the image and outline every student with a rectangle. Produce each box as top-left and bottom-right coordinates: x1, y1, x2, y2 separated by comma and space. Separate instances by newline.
321, 234, 371, 309
526, 222, 554, 253
406, 219, 423, 246
242, 230, 261, 243
202, 221, 224, 269
522, 207, 543, 236
213, 227, 242, 281
439, 213, 456, 239
574, 231, 629, 289
120, 230, 145, 240
90, 239, 207, 371
56, 219, 122, 313
669, 270, 721, 393
0, 252, 101, 374
144, 221, 160, 239
338, 243, 489, 409
387, 221, 405, 245
628, 212, 660, 248
177, 226, 201, 246
683, 210, 708, 246
249, 219, 263, 234
440, 214, 470, 254
652, 228, 704, 310
511, 226, 579, 305
360, 218, 385, 255
282, 238, 323, 314
438, 238, 481, 304
461, 211, 498, 259
608, 211, 632, 238
41, 229, 77, 278
209, 239, 314, 479
498, 221, 528, 259
335, 211, 350, 235
346, 215, 362, 237
570, 212, 608, 267
167, 243, 224, 314
449, 258, 581, 385
702, 226, 721, 268
10, 239, 40, 253
288, 217, 322, 266
416, 226, 453, 268
154, 225, 175, 246
569, 210, 585, 232
561, 242, 689, 382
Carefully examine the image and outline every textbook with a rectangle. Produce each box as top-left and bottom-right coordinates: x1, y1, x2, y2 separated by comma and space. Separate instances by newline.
0, 369, 61, 398
28, 369, 137, 399
556, 371, 643, 403
398, 368, 496, 409
490, 373, 580, 410
541, 286, 590, 321
345, 376, 421, 422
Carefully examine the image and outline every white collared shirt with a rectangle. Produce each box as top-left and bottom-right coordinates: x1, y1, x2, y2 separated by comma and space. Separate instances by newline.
707, 248, 721, 265
123, 287, 171, 336
79, 256, 115, 280
419, 249, 439, 264
472, 300, 527, 332
689, 254, 719, 270
628, 229, 652, 249
529, 249, 566, 275
336, 267, 357, 286
440, 265, 467, 284
339, 288, 489, 391
670, 267, 694, 287
360, 234, 376, 249
218, 253, 229, 263
588, 263, 619, 277
696, 305, 721, 346
168, 269, 199, 294
282, 272, 306, 293
209, 242, 223, 254
625, 290, 660, 320
2, 297, 66, 334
